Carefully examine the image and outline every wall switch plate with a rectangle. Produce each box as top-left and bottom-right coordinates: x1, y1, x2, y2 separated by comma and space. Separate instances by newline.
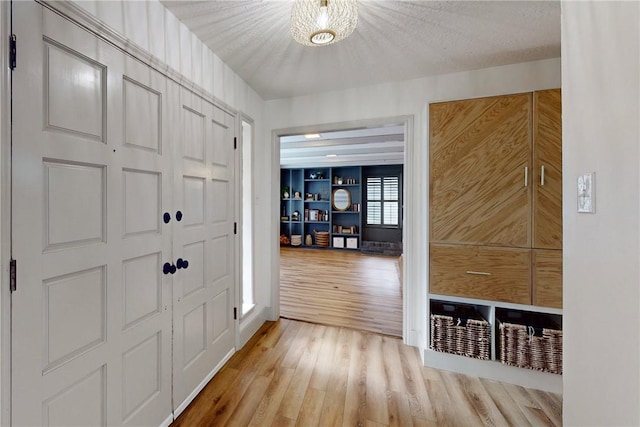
577, 172, 595, 213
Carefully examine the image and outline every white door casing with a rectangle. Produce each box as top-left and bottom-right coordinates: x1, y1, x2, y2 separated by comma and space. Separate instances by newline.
11, 3, 238, 425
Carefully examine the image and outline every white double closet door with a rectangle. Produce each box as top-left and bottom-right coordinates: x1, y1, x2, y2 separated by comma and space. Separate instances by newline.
11, 3, 236, 426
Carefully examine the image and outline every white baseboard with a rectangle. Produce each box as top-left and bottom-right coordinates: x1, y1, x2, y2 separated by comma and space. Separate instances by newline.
239, 307, 268, 347
159, 412, 174, 427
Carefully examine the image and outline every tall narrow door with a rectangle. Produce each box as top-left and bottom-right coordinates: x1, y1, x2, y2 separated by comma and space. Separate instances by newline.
172, 86, 237, 412
11, 4, 173, 425
532, 89, 562, 249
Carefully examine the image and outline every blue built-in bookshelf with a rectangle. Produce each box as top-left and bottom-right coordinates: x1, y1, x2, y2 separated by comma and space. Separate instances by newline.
280, 166, 361, 250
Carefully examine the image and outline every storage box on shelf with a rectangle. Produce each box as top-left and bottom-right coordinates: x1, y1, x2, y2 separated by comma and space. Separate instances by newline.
496, 308, 563, 375
430, 301, 490, 360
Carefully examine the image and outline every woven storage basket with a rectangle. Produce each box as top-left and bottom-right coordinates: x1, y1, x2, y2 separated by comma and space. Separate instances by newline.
430, 301, 490, 360
314, 230, 329, 247
497, 311, 563, 375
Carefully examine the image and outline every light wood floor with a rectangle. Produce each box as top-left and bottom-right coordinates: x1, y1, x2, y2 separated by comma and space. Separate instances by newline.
171, 318, 562, 426
279, 247, 403, 337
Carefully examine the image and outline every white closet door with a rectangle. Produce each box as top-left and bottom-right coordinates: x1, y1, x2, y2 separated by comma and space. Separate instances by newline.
172, 86, 237, 412
11, 3, 173, 426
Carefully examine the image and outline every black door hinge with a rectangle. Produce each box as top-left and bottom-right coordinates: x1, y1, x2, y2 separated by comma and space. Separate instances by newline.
233, 307, 237, 320
234, 222, 237, 235
9, 34, 16, 70
9, 259, 16, 292
233, 137, 237, 150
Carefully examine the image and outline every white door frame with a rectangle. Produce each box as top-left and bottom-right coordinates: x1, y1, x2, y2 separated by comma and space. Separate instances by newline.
269, 115, 415, 344
1, 1, 13, 424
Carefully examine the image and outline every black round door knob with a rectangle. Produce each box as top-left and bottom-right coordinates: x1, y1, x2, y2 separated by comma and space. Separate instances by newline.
163, 212, 171, 224
176, 211, 183, 222
170, 264, 176, 274
176, 258, 189, 269
163, 262, 172, 275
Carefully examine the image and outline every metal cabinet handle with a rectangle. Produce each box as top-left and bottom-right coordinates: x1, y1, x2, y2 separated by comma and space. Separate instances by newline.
176, 258, 189, 270
540, 165, 545, 186
466, 270, 491, 276
524, 166, 529, 187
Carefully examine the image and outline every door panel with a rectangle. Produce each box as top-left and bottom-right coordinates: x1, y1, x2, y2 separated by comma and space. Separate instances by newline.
12, 4, 172, 426
430, 93, 532, 247
172, 87, 236, 412
533, 89, 562, 249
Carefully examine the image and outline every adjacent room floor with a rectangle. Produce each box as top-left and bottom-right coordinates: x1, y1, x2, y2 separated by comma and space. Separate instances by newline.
279, 247, 403, 337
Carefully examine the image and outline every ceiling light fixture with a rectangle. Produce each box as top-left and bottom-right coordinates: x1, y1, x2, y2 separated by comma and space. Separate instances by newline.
304, 133, 321, 139
291, 0, 358, 47
326, 154, 337, 157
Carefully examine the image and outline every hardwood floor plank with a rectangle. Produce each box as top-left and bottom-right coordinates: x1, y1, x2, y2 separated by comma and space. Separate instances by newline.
479, 378, 533, 427
308, 325, 339, 391
387, 390, 414, 427
366, 334, 390, 424
248, 367, 295, 427
171, 319, 562, 427
439, 370, 485, 426
295, 387, 326, 427
277, 324, 326, 420
527, 387, 563, 427
342, 330, 369, 426
503, 383, 558, 427
457, 374, 510, 426
398, 342, 436, 422
225, 375, 271, 427
317, 328, 351, 427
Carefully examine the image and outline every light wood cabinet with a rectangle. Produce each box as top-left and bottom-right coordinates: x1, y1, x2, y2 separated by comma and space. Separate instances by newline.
533, 249, 563, 309
533, 89, 562, 249
430, 244, 531, 304
429, 90, 562, 308
430, 93, 532, 248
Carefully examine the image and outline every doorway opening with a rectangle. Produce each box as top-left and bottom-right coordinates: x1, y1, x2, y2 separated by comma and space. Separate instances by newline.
277, 122, 406, 337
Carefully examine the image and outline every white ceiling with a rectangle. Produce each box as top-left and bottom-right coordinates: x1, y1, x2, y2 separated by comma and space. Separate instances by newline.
280, 124, 405, 167
161, 0, 560, 167
161, 0, 561, 101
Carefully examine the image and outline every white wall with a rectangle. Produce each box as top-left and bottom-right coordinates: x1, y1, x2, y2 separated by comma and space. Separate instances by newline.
562, 2, 640, 425
260, 58, 561, 350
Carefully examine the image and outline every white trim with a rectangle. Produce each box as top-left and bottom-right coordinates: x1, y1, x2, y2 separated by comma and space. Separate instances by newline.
238, 307, 268, 348
270, 116, 414, 344
173, 347, 236, 419
1, 1, 12, 425
423, 348, 563, 393
159, 413, 174, 427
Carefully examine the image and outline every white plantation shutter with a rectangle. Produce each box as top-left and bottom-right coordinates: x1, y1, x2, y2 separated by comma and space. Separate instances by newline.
366, 176, 400, 226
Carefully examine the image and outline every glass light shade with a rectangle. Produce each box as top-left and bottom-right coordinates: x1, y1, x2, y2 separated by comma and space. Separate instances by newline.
291, 0, 358, 47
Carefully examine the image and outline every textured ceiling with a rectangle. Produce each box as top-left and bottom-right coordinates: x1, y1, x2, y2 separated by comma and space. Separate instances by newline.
161, 0, 561, 101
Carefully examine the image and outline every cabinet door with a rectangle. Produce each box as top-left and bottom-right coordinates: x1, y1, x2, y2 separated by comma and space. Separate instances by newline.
430, 244, 531, 304
430, 93, 532, 247
533, 249, 563, 308
533, 89, 563, 249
